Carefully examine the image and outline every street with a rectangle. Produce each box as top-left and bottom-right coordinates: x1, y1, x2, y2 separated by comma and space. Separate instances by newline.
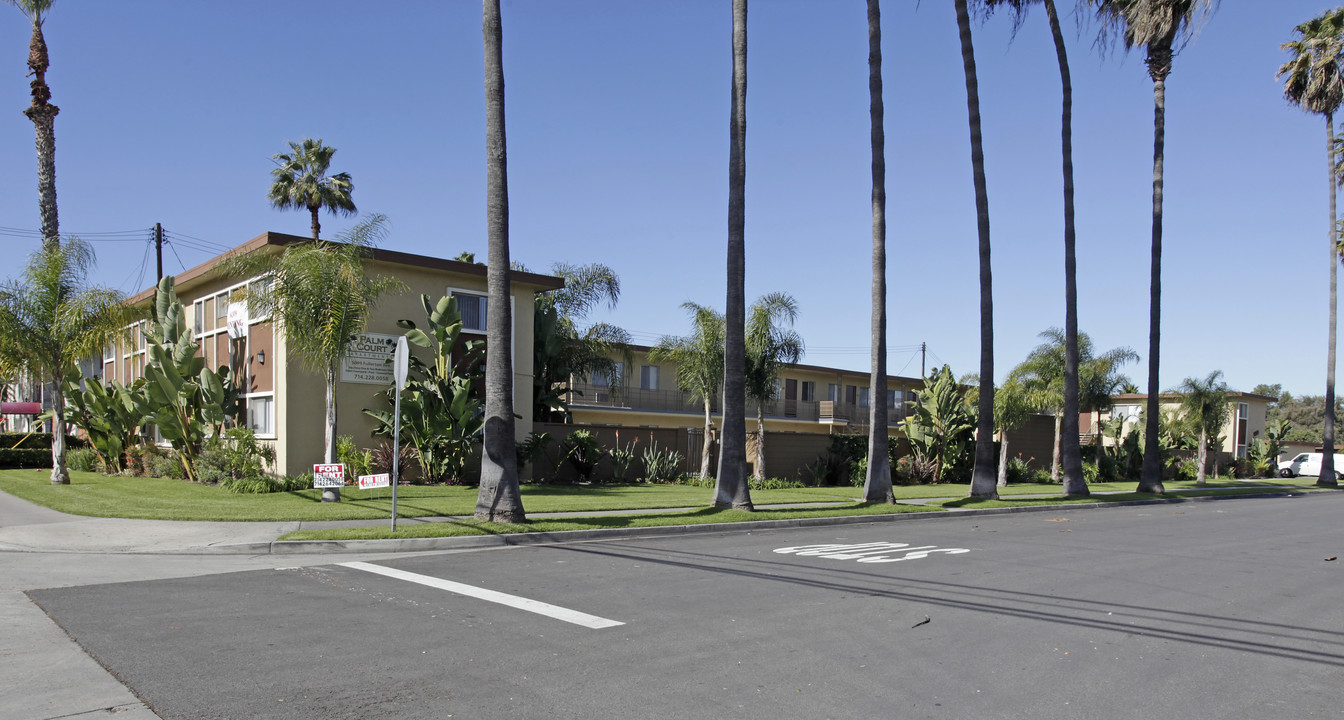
14, 493, 1344, 719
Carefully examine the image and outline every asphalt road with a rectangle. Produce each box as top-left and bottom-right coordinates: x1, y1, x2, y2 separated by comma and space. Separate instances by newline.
26, 493, 1344, 719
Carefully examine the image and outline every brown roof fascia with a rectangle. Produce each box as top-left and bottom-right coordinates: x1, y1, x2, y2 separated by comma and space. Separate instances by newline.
123, 231, 564, 305
1110, 391, 1278, 402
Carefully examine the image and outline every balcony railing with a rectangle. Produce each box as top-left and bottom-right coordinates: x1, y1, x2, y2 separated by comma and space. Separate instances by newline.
568, 383, 909, 425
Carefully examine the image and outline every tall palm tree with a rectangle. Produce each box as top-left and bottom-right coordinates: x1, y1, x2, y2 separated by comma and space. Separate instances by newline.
745, 292, 803, 482
0, 239, 130, 483
227, 216, 402, 501
954, 0, 999, 500
7, 0, 60, 250
862, 0, 894, 504
268, 138, 357, 242
717, 0, 751, 510
1282, 9, 1344, 489
476, 0, 525, 522
531, 261, 632, 422
650, 302, 725, 481
1094, 0, 1216, 494
1176, 370, 1228, 485
984, 0, 1084, 493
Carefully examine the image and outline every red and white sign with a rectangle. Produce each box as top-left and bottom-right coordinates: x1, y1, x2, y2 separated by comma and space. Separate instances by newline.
226, 302, 248, 340
312, 463, 346, 488
358, 473, 390, 490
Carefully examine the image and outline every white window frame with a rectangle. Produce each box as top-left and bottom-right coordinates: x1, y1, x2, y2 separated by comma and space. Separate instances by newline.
243, 392, 276, 439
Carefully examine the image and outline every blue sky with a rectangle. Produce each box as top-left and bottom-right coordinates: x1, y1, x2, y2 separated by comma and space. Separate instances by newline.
0, 1, 1335, 397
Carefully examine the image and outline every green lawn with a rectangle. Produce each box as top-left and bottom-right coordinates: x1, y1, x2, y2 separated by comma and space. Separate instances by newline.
0, 468, 1324, 524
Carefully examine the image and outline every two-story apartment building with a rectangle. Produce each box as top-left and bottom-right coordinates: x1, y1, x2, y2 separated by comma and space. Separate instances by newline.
1081, 391, 1275, 462
103, 231, 563, 478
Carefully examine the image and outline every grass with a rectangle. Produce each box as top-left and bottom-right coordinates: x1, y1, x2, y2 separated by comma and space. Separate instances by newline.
0, 467, 1326, 525
278, 502, 942, 542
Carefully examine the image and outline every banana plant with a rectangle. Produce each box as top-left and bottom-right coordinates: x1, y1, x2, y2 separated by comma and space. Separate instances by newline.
58, 369, 148, 474
365, 294, 485, 483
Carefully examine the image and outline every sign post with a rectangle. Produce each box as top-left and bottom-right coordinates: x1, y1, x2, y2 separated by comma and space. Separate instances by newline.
391, 336, 408, 531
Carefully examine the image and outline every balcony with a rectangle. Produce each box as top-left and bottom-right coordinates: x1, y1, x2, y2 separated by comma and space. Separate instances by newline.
567, 382, 909, 426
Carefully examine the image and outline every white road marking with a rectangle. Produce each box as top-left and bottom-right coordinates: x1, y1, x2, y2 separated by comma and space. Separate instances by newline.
338, 561, 625, 629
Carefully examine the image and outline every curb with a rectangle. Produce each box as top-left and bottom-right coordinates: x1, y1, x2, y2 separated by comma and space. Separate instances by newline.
178, 489, 1313, 556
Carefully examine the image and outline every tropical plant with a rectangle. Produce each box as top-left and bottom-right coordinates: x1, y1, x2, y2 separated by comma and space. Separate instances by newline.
715, 0, 752, 511
195, 427, 276, 487
476, 0, 525, 522
1282, 9, 1344, 488
60, 373, 145, 474
267, 138, 357, 241
1246, 439, 1275, 478
560, 429, 601, 483
900, 365, 976, 483
335, 435, 373, 482
993, 377, 1035, 487
228, 214, 402, 500
0, 239, 130, 483
609, 431, 639, 482
1264, 417, 1294, 465
983, 0, 1085, 494
7, 0, 59, 250
640, 441, 684, 484
1094, 0, 1216, 493
745, 292, 804, 482
531, 262, 632, 422
1175, 370, 1229, 485
861, 0, 894, 505
1006, 328, 1137, 494
954, 0, 999, 500
649, 302, 724, 481
517, 431, 554, 477
365, 294, 485, 484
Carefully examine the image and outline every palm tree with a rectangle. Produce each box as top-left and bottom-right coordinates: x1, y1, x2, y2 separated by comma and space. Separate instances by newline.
862, 0, 894, 504
1282, 9, 1344, 489
1094, 0, 1216, 494
227, 215, 402, 501
1008, 328, 1137, 494
532, 262, 632, 422
7, 0, 60, 250
984, 0, 1084, 492
650, 303, 725, 481
717, 0, 751, 510
0, 239, 131, 483
745, 292, 803, 482
993, 377, 1036, 487
268, 138, 357, 242
1176, 370, 1228, 485
954, 0, 999, 500
477, 0, 525, 523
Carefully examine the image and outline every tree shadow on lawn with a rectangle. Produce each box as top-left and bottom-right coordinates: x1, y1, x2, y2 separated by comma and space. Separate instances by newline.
554, 539, 1344, 668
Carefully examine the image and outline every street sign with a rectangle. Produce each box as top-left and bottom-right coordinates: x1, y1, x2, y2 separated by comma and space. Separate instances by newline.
358, 473, 390, 490
312, 463, 346, 488
393, 336, 409, 390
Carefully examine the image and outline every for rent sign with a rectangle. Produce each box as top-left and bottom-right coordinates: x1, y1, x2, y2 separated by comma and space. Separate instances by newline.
312, 463, 346, 488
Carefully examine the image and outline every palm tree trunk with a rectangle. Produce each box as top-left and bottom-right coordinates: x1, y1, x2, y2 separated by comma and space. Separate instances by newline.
862, 0, 893, 504
24, 21, 59, 251
309, 206, 321, 241
1322, 112, 1339, 488
715, 0, 752, 511
1138, 51, 1170, 495
1046, 0, 1086, 498
475, 0, 525, 523
1196, 427, 1207, 485
997, 432, 1008, 487
1051, 413, 1062, 483
321, 365, 340, 501
754, 403, 766, 482
955, 0, 998, 500
701, 401, 714, 480
49, 370, 69, 485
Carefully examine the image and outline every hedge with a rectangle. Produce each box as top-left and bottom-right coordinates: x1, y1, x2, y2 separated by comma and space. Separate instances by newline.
0, 433, 85, 450
0, 448, 53, 468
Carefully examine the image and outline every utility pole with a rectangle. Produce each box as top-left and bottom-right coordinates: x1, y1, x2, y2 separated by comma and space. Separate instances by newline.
920, 341, 926, 377
154, 223, 163, 280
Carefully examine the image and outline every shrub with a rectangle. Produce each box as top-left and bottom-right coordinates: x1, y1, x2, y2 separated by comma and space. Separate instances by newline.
278, 472, 314, 492
517, 432, 553, 475
145, 450, 187, 480
1082, 461, 1099, 484
677, 473, 713, 488
220, 476, 280, 494
799, 455, 835, 487
195, 428, 276, 485
336, 435, 373, 482
641, 442, 685, 484
848, 456, 868, 487
371, 440, 418, 481
1175, 458, 1198, 482
563, 429, 601, 482
1004, 455, 1032, 484
749, 477, 803, 490
0, 433, 84, 450
609, 432, 639, 482
65, 447, 102, 473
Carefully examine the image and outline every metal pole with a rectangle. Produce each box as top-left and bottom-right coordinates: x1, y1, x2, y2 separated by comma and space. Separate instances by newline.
154, 223, 163, 280
391, 390, 401, 531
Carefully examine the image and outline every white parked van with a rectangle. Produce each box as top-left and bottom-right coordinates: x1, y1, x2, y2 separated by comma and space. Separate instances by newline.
1277, 452, 1344, 480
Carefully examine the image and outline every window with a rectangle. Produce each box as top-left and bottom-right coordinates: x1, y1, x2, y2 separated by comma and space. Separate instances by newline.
640, 365, 659, 390
193, 300, 204, 335
1112, 404, 1140, 422
593, 362, 623, 387
137, 321, 147, 351
859, 387, 870, 407
248, 277, 274, 320
454, 292, 488, 332
103, 342, 115, 362
801, 381, 816, 402
828, 383, 839, 402
887, 389, 901, 408
246, 395, 274, 436
215, 292, 229, 321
